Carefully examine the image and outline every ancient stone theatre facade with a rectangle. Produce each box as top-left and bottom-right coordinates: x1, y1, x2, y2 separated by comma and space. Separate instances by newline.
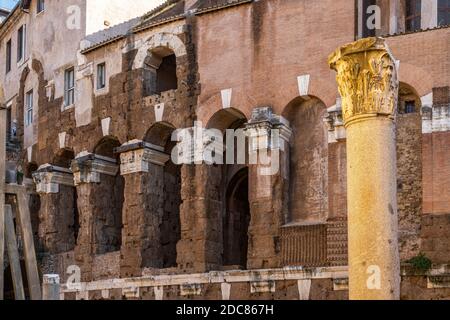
1, 0, 450, 300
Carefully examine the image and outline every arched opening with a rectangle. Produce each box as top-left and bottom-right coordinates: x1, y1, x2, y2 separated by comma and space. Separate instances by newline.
51, 149, 79, 249
143, 47, 178, 97
93, 137, 124, 254
206, 108, 250, 269
398, 82, 421, 114
396, 82, 423, 261
282, 96, 328, 224
223, 168, 250, 268
144, 123, 181, 268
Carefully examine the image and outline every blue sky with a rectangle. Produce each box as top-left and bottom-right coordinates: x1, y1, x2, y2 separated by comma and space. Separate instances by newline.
0, 0, 18, 10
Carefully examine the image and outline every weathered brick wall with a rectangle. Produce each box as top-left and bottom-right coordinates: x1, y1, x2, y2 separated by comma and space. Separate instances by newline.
396, 113, 423, 261
421, 214, 450, 264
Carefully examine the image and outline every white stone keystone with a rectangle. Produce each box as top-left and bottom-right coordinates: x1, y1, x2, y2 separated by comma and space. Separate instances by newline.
297, 279, 311, 300
27, 146, 33, 162
155, 103, 165, 122
101, 117, 111, 137
297, 74, 311, 97
59, 132, 67, 149
221, 283, 231, 300
221, 88, 232, 109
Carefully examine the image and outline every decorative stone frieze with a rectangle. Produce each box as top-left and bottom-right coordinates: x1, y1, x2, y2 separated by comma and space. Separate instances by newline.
116, 140, 170, 175
71, 152, 119, 186
33, 164, 74, 194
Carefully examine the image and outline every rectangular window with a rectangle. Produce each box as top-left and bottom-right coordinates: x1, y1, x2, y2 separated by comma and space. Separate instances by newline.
37, 0, 45, 13
64, 67, 75, 106
6, 39, 11, 73
438, 0, 450, 26
97, 63, 106, 89
405, 101, 416, 114
405, 0, 422, 32
17, 25, 26, 62
25, 90, 33, 126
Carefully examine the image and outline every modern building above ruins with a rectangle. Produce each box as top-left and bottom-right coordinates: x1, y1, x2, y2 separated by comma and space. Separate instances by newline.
0, 0, 450, 300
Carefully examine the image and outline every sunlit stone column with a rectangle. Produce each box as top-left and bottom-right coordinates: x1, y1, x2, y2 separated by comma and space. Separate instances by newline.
329, 38, 400, 300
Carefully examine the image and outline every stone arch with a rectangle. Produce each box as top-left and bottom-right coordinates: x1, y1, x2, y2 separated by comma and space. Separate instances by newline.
282, 95, 329, 224
398, 82, 422, 114
94, 136, 122, 159
205, 108, 249, 268
206, 108, 247, 132
133, 32, 187, 70
398, 62, 433, 97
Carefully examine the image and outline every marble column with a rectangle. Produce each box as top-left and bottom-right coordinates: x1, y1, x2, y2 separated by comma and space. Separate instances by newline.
329, 37, 400, 300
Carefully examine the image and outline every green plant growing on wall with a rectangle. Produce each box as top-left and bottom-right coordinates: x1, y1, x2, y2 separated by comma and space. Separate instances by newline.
407, 253, 432, 273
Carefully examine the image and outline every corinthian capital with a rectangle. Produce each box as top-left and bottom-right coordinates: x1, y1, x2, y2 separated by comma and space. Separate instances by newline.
328, 37, 399, 126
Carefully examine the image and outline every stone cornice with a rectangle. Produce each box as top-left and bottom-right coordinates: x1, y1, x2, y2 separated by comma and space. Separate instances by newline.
119, 140, 170, 175
32, 164, 74, 194
71, 153, 119, 185
328, 37, 399, 127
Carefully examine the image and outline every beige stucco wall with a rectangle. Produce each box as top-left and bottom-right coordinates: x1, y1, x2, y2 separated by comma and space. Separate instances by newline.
85, 0, 164, 36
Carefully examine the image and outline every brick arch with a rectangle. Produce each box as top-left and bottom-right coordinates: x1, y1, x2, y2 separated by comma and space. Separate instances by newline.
398, 62, 433, 97
133, 32, 187, 70
93, 136, 122, 159
197, 90, 253, 129
277, 75, 338, 114
143, 121, 176, 148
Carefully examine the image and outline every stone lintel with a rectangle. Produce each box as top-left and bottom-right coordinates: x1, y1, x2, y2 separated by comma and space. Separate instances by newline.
71, 153, 119, 185
119, 140, 170, 175
33, 164, 75, 194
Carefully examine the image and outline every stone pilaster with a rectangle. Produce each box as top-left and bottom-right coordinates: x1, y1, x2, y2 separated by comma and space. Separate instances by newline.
33, 164, 76, 254
116, 140, 170, 277
329, 37, 400, 300
71, 153, 122, 281
245, 107, 292, 269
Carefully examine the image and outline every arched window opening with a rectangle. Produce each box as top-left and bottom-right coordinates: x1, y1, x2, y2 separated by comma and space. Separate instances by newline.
398, 83, 421, 114
143, 47, 178, 97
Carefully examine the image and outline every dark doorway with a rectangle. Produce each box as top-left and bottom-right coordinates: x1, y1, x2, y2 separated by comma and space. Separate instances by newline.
223, 168, 250, 268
